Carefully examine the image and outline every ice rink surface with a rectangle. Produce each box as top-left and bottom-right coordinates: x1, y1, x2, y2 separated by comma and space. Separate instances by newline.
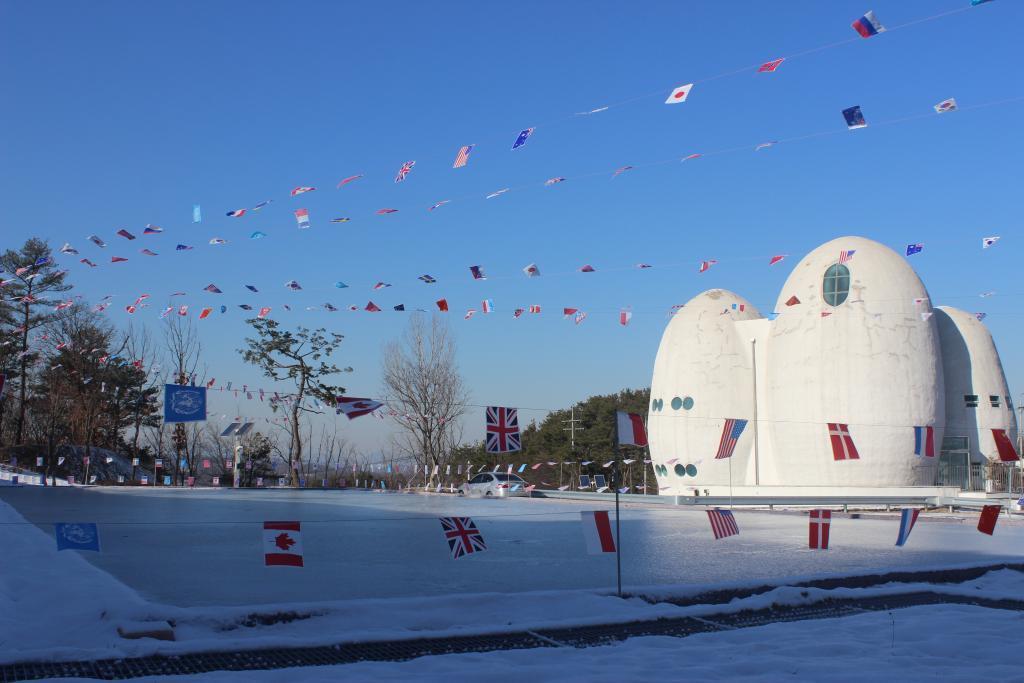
2, 486, 1021, 607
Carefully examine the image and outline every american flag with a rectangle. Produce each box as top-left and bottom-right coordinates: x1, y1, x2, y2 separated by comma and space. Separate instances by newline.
486, 406, 521, 453
394, 160, 416, 183
440, 517, 487, 559
715, 419, 748, 459
453, 145, 473, 168
838, 249, 856, 264
707, 509, 739, 539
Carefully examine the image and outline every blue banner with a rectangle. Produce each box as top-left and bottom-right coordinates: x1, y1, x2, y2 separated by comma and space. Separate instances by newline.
164, 384, 207, 423
55, 523, 100, 551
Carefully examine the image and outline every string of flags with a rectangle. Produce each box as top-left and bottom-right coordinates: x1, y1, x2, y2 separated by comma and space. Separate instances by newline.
50, 503, 1009, 562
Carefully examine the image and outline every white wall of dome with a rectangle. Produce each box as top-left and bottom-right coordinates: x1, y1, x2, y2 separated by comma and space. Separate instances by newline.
647, 236, 1017, 494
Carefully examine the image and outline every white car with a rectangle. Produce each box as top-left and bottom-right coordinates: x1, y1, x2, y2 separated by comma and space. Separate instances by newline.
459, 472, 530, 497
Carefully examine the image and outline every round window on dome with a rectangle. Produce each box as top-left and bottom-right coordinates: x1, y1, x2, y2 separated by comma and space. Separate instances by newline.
823, 263, 850, 306
674, 464, 687, 477
685, 464, 697, 477
671, 397, 683, 410
682, 397, 694, 410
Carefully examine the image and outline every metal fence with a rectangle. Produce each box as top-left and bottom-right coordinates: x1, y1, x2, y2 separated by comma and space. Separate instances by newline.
934, 461, 1023, 494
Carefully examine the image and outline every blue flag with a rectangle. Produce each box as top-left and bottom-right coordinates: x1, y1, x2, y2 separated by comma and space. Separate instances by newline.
192, 204, 202, 223
906, 243, 923, 256
164, 384, 207, 423
163, 475, 172, 485
55, 523, 100, 552
842, 106, 867, 130
511, 127, 535, 150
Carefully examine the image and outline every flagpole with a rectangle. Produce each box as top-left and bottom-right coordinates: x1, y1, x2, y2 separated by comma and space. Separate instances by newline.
613, 414, 622, 598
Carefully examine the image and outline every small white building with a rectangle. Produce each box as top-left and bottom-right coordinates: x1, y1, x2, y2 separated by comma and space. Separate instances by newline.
648, 236, 1017, 495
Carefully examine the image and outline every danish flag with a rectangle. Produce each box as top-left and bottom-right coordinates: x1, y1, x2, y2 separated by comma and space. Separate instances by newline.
827, 423, 860, 461
809, 510, 831, 549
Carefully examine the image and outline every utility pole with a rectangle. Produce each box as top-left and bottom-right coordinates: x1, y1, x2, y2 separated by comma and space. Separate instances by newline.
563, 405, 583, 490
562, 405, 583, 450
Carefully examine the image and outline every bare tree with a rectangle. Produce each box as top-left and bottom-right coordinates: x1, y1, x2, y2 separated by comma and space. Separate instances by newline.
238, 319, 346, 486
381, 314, 469, 483
162, 315, 204, 484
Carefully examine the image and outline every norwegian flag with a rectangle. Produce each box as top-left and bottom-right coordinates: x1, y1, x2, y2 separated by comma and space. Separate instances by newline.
706, 509, 739, 539
263, 521, 304, 566
809, 510, 831, 549
827, 423, 860, 460
394, 160, 416, 183
486, 406, 521, 453
440, 517, 487, 559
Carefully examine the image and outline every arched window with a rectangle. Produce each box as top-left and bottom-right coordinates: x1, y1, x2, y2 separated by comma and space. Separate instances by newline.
822, 264, 850, 306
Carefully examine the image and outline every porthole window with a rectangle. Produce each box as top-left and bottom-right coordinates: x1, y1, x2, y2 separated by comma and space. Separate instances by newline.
685, 464, 697, 477
651, 398, 664, 412
671, 397, 683, 410
822, 264, 850, 307
682, 397, 694, 410
674, 463, 687, 477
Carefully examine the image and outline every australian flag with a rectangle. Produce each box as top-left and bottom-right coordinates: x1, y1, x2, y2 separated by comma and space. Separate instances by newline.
906, 243, 923, 256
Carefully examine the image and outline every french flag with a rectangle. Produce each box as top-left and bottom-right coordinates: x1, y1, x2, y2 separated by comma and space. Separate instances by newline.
913, 426, 935, 457
616, 410, 648, 447
895, 509, 921, 547
852, 10, 885, 38
581, 511, 616, 554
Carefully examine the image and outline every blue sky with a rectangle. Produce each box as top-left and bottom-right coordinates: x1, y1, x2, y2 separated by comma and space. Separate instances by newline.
1, 1, 1021, 452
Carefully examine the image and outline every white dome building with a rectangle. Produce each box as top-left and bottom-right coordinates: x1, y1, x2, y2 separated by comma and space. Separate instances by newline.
648, 237, 1017, 496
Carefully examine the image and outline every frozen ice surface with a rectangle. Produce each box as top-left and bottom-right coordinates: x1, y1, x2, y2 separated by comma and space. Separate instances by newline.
2, 487, 1022, 608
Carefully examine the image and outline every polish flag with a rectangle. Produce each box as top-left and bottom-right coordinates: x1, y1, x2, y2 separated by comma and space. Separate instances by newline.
581, 511, 616, 554
264, 521, 304, 567
616, 411, 648, 447
665, 83, 693, 104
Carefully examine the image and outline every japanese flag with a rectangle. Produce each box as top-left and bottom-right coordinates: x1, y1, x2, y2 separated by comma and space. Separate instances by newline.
264, 521, 304, 567
665, 83, 693, 104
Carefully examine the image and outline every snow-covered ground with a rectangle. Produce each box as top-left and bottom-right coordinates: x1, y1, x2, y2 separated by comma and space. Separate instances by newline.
133, 603, 1024, 683
1, 487, 1023, 678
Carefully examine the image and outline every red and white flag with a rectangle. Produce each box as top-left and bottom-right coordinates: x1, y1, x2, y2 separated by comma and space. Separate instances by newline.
263, 521, 304, 567
394, 160, 416, 183
809, 510, 831, 549
699, 260, 717, 273
827, 423, 860, 461
336, 396, 384, 420
290, 186, 316, 196
619, 309, 632, 326
758, 58, 785, 73
581, 511, 616, 554
665, 83, 693, 104
616, 411, 648, 447
992, 429, 1019, 462
257, 307, 271, 319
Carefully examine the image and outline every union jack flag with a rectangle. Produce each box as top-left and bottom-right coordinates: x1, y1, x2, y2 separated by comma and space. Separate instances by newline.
715, 418, 748, 459
453, 145, 473, 168
394, 160, 416, 183
486, 406, 521, 453
838, 249, 856, 264
440, 516, 487, 559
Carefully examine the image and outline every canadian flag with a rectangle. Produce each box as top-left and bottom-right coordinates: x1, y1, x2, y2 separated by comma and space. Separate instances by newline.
665, 83, 693, 104
581, 511, 616, 554
336, 396, 384, 420
616, 411, 648, 447
264, 521, 304, 567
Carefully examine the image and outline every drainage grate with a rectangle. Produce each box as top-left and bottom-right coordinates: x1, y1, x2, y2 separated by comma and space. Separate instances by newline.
5, 570, 1024, 681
